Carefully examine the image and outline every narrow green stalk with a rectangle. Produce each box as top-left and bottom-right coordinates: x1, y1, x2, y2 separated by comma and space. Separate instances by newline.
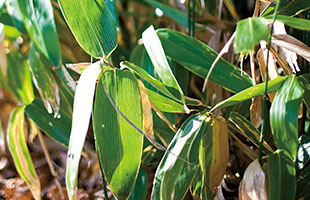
101, 173, 110, 200
188, 0, 191, 36
258, 0, 281, 162
188, 0, 196, 37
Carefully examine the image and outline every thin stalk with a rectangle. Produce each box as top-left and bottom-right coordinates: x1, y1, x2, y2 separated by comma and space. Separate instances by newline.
37, 130, 65, 199
101, 173, 110, 200
188, 0, 192, 36
258, 0, 281, 162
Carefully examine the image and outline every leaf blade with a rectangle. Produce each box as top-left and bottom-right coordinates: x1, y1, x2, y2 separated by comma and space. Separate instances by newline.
8, 106, 41, 200
65, 62, 101, 199
58, 0, 118, 58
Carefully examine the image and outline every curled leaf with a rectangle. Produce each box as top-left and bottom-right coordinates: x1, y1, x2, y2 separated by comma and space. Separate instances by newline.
239, 159, 267, 200
65, 61, 101, 199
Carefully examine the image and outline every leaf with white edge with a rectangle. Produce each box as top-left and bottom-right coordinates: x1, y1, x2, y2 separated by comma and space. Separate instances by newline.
8, 106, 41, 200
151, 114, 207, 200
17, 0, 61, 66
142, 26, 188, 113
270, 75, 304, 161
65, 61, 101, 200
58, 0, 118, 58
228, 112, 274, 155
297, 135, 310, 170
234, 17, 269, 54
267, 150, 295, 200
29, 44, 60, 114
239, 159, 267, 200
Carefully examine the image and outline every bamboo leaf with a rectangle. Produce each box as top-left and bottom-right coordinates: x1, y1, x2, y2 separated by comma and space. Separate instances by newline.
297, 135, 310, 171
7, 51, 34, 104
228, 112, 274, 155
8, 106, 41, 200
296, 165, 310, 199
264, 15, 310, 31
212, 76, 286, 111
142, 26, 188, 112
199, 116, 229, 199
270, 75, 304, 160
143, 0, 206, 30
29, 44, 60, 114
151, 114, 207, 200
297, 73, 310, 112
17, 0, 61, 66
138, 80, 155, 142
65, 62, 101, 200
234, 17, 269, 54
267, 150, 295, 200
129, 169, 148, 200
93, 69, 143, 200
25, 99, 71, 147
121, 61, 182, 103
156, 29, 253, 93
146, 88, 185, 113
58, 0, 118, 58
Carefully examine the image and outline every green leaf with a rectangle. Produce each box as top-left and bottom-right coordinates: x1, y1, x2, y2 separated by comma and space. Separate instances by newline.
143, 0, 205, 30
212, 76, 286, 111
156, 29, 253, 93
58, 0, 118, 58
267, 150, 295, 200
263, 0, 310, 16
146, 88, 185, 113
296, 165, 310, 199
8, 106, 41, 200
228, 112, 274, 155
264, 15, 310, 31
297, 135, 310, 171
17, 0, 61, 66
278, 0, 310, 16
7, 51, 34, 104
297, 73, 310, 112
143, 26, 188, 112
6, 0, 27, 33
234, 17, 269, 54
121, 61, 181, 103
151, 114, 207, 200
270, 75, 304, 161
66, 62, 102, 200
25, 99, 71, 147
129, 169, 148, 200
93, 69, 143, 200
29, 44, 60, 114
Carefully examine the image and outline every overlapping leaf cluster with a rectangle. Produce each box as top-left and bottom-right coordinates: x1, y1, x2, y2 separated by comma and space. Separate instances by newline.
0, 0, 310, 199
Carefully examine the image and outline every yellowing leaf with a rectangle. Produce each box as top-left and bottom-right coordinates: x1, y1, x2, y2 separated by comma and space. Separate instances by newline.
137, 80, 155, 142
8, 106, 41, 200
239, 159, 267, 200
209, 117, 229, 192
